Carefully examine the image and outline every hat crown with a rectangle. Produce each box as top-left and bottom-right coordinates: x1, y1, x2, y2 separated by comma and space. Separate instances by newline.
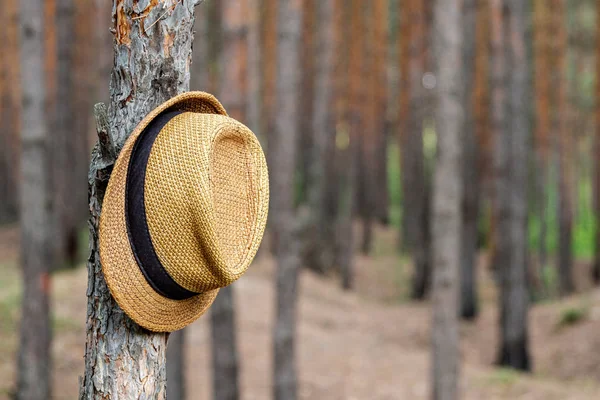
144, 112, 268, 293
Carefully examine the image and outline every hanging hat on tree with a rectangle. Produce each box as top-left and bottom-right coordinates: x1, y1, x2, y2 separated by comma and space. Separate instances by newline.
99, 92, 269, 332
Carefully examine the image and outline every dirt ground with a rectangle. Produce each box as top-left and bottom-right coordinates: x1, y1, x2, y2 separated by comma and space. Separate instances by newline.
2, 225, 600, 399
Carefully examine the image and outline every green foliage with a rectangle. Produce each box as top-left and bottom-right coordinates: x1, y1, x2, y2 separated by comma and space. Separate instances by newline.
557, 304, 589, 329
387, 141, 402, 230
528, 165, 595, 262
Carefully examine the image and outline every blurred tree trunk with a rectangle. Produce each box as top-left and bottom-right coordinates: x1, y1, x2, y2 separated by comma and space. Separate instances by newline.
272, 0, 302, 398
191, 3, 210, 91
305, 0, 337, 273
210, 287, 239, 400
51, 0, 77, 269
460, 0, 478, 321
79, 2, 202, 398
93, 0, 112, 105
431, 0, 463, 399
489, 0, 510, 284
554, 0, 574, 296
474, 0, 491, 239
0, 0, 20, 224
337, 0, 360, 290
534, 0, 551, 287
17, 1, 53, 399
262, 0, 279, 253
210, 1, 248, 398
247, 0, 263, 140
496, 0, 531, 371
594, 0, 600, 284
298, 1, 315, 205
399, 0, 431, 300
360, 0, 388, 256
374, 2, 390, 227
72, 0, 94, 216
167, 330, 186, 400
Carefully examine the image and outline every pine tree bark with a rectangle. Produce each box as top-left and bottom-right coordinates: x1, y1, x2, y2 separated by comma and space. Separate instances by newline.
272, 0, 302, 398
167, 330, 187, 400
78, 2, 203, 398
17, 1, 52, 399
496, 0, 531, 371
460, 0, 479, 320
431, 0, 463, 398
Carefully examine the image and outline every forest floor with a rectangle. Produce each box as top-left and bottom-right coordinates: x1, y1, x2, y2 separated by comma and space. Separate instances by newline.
2, 224, 600, 399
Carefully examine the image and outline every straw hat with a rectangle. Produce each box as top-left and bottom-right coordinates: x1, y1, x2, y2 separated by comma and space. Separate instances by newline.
99, 92, 269, 332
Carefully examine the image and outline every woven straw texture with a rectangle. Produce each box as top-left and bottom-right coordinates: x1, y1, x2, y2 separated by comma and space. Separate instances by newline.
99, 92, 269, 332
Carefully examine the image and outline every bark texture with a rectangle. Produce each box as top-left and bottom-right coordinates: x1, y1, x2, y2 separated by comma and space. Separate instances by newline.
497, 0, 531, 371
460, 0, 479, 320
272, 0, 302, 398
17, 1, 52, 399
79, 2, 202, 398
431, 0, 463, 398
167, 330, 186, 400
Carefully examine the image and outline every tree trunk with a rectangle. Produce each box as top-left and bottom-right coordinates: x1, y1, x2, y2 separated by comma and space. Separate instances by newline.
51, 0, 76, 269
78, 2, 203, 398
594, 0, 600, 284
359, 0, 388, 257
373, 0, 390, 227
400, 0, 431, 300
554, 0, 574, 296
460, 0, 479, 320
17, 1, 52, 399
167, 330, 187, 400
247, 0, 263, 140
210, 286, 239, 400
534, 0, 551, 284
298, 1, 315, 205
272, 0, 302, 398
0, 0, 20, 224
191, 4, 209, 91
305, 0, 337, 274
431, 0, 463, 399
474, 0, 493, 261
337, 0, 359, 291
496, 0, 531, 371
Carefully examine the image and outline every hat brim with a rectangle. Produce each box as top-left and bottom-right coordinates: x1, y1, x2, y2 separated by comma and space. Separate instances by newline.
99, 92, 228, 332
